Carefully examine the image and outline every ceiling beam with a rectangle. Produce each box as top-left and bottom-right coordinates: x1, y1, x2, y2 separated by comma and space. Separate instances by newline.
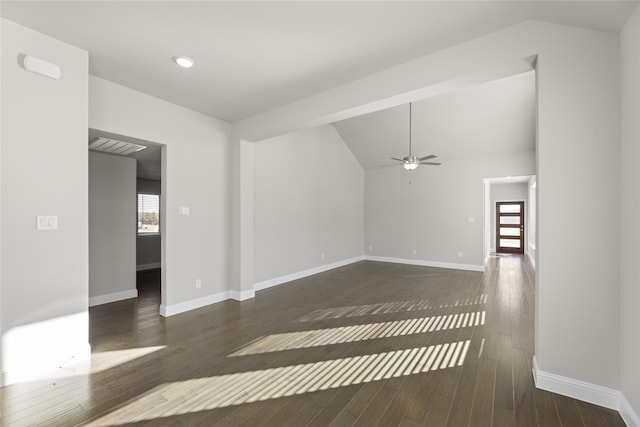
233, 21, 537, 142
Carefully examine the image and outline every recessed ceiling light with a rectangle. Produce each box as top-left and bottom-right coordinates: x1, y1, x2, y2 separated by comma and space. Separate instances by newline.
174, 56, 194, 68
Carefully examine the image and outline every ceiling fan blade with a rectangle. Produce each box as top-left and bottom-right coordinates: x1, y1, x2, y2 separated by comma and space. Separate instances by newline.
418, 155, 437, 161
390, 157, 405, 162
419, 162, 442, 166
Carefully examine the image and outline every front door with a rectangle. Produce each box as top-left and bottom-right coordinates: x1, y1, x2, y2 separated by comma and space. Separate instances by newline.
496, 201, 525, 254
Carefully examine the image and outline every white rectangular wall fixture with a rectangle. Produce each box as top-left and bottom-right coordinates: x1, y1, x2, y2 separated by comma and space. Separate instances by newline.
21, 54, 61, 80
36, 215, 58, 230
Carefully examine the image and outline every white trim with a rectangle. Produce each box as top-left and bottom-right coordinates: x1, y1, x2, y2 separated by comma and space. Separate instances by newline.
136, 262, 161, 271
230, 289, 256, 301
159, 256, 365, 316
527, 251, 536, 270
160, 290, 231, 317
254, 256, 365, 291
89, 289, 138, 307
364, 255, 484, 272
533, 356, 640, 426
620, 394, 640, 427
532, 356, 619, 409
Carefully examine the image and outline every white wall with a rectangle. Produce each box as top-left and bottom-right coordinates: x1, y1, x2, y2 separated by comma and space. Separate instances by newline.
619, 3, 640, 419
365, 151, 535, 269
254, 125, 364, 284
490, 182, 528, 253
89, 151, 136, 305
535, 24, 620, 390
136, 178, 161, 270
88, 76, 230, 313
227, 137, 255, 298
1, 19, 89, 383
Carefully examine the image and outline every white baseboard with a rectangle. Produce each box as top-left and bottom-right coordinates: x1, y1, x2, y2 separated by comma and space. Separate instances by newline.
160, 288, 256, 316
527, 252, 536, 269
364, 255, 484, 272
160, 256, 365, 316
620, 394, 640, 427
157, 254, 478, 318
532, 356, 619, 409
160, 290, 231, 317
137, 262, 161, 271
230, 289, 256, 301
89, 289, 138, 307
254, 256, 365, 291
533, 356, 640, 426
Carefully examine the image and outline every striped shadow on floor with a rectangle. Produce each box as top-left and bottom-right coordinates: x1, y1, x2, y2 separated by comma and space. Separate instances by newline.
87, 340, 471, 425
231, 312, 484, 356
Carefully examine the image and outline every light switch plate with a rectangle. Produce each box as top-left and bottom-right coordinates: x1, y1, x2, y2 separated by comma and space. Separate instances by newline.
37, 215, 58, 230
179, 207, 190, 216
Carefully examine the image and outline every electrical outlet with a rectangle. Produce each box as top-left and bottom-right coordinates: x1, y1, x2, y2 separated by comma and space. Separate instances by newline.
458, 252, 464, 258
321, 252, 325, 260
413, 249, 417, 255
195, 279, 202, 288
368, 245, 373, 252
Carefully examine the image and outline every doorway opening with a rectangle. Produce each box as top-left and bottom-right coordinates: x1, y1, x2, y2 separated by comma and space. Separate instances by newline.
136, 177, 162, 306
88, 129, 164, 311
483, 176, 535, 264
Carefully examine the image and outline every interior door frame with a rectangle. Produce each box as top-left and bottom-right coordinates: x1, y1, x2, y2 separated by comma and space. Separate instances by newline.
496, 201, 525, 254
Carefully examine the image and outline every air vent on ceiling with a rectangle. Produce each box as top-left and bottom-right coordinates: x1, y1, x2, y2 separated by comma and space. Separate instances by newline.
89, 137, 146, 156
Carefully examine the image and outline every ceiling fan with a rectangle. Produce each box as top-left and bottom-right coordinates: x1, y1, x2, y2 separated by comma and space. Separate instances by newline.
390, 102, 441, 171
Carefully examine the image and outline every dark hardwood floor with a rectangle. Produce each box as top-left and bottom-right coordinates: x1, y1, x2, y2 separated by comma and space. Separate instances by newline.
1, 256, 625, 426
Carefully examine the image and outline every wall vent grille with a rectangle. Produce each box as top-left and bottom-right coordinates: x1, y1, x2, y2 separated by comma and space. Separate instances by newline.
89, 137, 146, 156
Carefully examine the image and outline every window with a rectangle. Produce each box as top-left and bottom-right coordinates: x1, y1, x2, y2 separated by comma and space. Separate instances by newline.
137, 193, 160, 234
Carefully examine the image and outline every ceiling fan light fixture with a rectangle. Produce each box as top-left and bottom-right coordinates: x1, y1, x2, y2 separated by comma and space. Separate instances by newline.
174, 56, 194, 68
389, 102, 439, 171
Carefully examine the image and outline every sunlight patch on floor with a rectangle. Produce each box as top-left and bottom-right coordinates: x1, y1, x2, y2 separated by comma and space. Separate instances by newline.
297, 294, 488, 322
231, 312, 484, 356
37, 345, 168, 381
87, 346, 167, 374
87, 340, 471, 426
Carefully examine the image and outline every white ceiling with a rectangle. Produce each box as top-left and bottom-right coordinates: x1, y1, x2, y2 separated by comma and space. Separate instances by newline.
1, 1, 636, 122
333, 71, 536, 169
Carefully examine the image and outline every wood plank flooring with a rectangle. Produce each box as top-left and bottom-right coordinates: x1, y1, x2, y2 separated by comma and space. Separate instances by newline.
1, 256, 625, 426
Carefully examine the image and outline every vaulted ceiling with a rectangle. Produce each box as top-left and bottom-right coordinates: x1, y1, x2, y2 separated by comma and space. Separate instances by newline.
1, 1, 636, 122
333, 71, 536, 169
